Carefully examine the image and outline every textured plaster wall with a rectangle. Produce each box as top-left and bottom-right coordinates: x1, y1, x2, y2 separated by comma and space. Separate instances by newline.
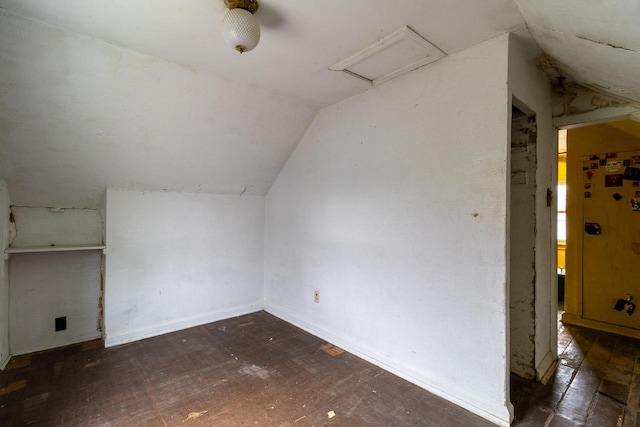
508, 32, 556, 380
264, 35, 512, 425
509, 114, 537, 380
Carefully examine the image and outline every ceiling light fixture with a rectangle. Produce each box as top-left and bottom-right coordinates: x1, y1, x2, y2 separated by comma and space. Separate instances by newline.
221, 0, 260, 54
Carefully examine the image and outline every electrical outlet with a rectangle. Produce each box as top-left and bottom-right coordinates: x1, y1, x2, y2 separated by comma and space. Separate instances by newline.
314, 290, 320, 304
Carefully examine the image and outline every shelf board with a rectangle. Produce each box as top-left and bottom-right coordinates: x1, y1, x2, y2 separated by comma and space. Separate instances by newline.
5, 244, 106, 254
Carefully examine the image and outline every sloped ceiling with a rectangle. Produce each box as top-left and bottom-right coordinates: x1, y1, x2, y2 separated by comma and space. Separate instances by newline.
0, 0, 638, 208
0, 0, 526, 109
514, 0, 640, 104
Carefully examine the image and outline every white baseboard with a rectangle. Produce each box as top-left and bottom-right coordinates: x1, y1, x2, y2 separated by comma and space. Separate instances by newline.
11, 331, 102, 356
0, 353, 10, 370
265, 302, 513, 427
536, 351, 557, 383
105, 302, 262, 347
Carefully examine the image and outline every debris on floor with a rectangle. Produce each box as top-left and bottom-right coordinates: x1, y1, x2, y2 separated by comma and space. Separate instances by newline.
320, 343, 344, 356
185, 410, 208, 421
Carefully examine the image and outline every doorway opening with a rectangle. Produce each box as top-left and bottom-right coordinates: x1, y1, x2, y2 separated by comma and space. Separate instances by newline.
561, 119, 640, 337
557, 130, 567, 310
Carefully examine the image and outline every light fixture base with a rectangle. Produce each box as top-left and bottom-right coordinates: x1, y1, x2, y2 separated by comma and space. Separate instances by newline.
224, 0, 259, 14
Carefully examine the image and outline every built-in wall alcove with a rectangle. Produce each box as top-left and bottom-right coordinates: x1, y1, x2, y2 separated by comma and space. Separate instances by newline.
5, 206, 104, 355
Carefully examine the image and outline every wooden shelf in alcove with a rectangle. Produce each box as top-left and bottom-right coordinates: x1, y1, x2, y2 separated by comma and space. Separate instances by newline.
4, 244, 106, 254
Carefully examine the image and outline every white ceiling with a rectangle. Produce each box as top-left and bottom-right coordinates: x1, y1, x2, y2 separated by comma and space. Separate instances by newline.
0, 0, 526, 109
0, 0, 639, 207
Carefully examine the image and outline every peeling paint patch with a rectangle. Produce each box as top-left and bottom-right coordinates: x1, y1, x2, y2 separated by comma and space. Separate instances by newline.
97, 270, 104, 332
552, 80, 630, 117
8, 206, 17, 246
534, 53, 556, 73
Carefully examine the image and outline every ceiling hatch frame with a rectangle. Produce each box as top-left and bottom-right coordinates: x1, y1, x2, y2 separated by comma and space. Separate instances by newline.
330, 26, 446, 86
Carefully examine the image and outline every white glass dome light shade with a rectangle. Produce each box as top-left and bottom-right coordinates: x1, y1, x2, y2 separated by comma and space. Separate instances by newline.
222, 8, 260, 53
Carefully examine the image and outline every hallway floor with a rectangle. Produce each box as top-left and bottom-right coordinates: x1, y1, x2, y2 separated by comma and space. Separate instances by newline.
511, 314, 640, 426
1, 310, 639, 426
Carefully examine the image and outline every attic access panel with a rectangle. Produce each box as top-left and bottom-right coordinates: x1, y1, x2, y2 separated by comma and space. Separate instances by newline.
330, 26, 446, 86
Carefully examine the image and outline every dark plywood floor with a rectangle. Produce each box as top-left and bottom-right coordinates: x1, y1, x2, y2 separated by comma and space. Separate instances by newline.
0, 311, 494, 426
4, 310, 640, 426
511, 316, 640, 426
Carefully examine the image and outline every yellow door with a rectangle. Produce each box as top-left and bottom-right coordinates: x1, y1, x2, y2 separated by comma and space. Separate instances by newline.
582, 150, 640, 329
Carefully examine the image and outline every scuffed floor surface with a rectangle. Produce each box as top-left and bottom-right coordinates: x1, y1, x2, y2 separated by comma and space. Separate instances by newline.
511, 319, 640, 426
0, 311, 494, 426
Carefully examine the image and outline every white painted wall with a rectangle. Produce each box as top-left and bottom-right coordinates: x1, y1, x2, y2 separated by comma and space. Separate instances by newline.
7, 206, 104, 355
9, 207, 103, 247
508, 32, 556, 379
0, 182, 9, 367
265, 35, 512, 425
9, 251, 102, 355
104, 189, 263, 346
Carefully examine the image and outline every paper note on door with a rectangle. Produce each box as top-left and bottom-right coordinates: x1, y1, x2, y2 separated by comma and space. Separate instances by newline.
607, 160, 622, 171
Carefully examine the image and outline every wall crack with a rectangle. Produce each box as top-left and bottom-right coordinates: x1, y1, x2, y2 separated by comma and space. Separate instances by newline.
575, 35, 639, 53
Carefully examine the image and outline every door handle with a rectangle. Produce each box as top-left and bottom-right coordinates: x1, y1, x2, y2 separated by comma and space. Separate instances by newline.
585, 223, 601, 235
